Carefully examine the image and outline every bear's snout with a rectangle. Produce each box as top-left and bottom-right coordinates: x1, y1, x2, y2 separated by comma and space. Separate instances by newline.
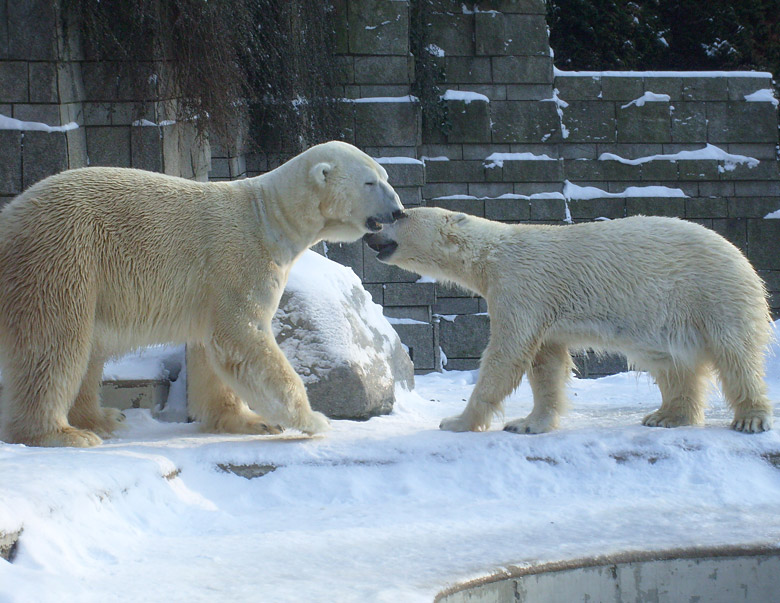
364, 231, 398, 261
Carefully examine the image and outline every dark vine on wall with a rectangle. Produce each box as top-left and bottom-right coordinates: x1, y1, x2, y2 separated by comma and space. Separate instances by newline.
410, 0, 450, 138
61, 0, 339, 152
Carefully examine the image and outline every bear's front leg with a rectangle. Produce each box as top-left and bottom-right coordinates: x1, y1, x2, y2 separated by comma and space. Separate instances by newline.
440, 344, 527, 432
206, 322, 329, 435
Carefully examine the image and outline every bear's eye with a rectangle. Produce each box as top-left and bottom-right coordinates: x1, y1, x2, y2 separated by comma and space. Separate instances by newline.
365, 181, 377, 187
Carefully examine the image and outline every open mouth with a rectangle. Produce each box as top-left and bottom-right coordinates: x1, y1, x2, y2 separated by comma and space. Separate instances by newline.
366, 216, 384, 232
364, 234, 398, 261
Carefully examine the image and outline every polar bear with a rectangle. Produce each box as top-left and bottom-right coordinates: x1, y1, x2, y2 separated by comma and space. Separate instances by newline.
0, 140, 404, 447
365, 207, 774, 434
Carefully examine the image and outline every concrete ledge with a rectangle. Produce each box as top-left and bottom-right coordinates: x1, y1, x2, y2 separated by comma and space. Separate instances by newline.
436, 544, 780, 603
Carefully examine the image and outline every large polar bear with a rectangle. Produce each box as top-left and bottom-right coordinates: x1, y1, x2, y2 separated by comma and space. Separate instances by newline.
365, 208, 774, 434
0, 141, 404, 447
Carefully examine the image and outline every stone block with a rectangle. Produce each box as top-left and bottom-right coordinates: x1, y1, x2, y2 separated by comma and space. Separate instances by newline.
7, 0, 58, 60
554, 75, 601, 101
681, 77, 729, 101
644, 77, 683, 101
324, 240, 364, 278
698, 181, 734, 197
599, 161, 643, 181
433, 297, 481, 315
476, 13, 549, 57
561, 101, 616, 143
66, 128, 88, 169
384, 306, 431, 322
130, 126, 162, 172
12, 103, 61, 126
377, 159, 425, 187
707, 102, 779, 144
492, 100, 561, 143
748, 219, 780, 270
348, 0, 408, 55
727, 143, 778, 160
517, 181, 563, 195
444, 57, 493, 84
446, 98, 492, 143
492, 56, 553, 84
670, 103, 708, 143
639, 160, 678, 182
384, 282, 435, 306
100, 379, 170, 413
568, 198, 625, 220
601, 77, 643, 101
429, 196, 485, 217
392, 322, 435, 370
502, 159, 563, 182
711, 218, 748, 252
436, 282, 471, 298
29, 61, 58, 103
530, 197, 567, 221
469, 182, 514, 198
507, 84, 553, 100
0, 130, 23, 195
0, 61, 28, 102
727, 77, 774, 101
428, 13, 473, 57
439, 314, 490, 358
485, 197, 531, 221
678, 160, 719, 180
397, 186, 423, 206
425, 160, 485, 183
85, 126, 131, 167
573, 351, 628, 378
686, 197, 727, 219
354, 56, 412, 85
423, 182, 468, 199
354, 100, 420, 147
728, 197, 780, 219
363, 241, 420, 283
22, 131, 67, 189
563, 159, 602, 181
625, 197, 686, 218
727, 181, 780, 197
474, 0, 547, 14
616, 102, 671, 143
559, 144, 598, 159
720, 160, 779, 181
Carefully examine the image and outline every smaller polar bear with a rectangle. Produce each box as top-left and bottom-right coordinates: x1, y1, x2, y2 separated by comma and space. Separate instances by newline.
366, 208, 774, 434
0, 141, 403, 447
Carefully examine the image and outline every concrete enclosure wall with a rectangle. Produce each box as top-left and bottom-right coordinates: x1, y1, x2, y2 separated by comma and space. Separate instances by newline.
1, 0, 778, 375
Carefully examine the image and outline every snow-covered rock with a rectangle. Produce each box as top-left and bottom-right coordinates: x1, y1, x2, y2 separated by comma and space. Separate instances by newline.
273, 250, 413, 420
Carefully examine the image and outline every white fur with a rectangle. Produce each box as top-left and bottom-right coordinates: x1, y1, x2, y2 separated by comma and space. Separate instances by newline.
0, 141, 403, 447
370, 208, 774, 434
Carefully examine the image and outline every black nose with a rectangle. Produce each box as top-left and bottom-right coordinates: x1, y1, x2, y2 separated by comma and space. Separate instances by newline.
392, 209, 407, 221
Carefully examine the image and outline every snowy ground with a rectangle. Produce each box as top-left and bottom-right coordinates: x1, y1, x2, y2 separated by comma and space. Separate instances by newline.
2, 331, 780, 602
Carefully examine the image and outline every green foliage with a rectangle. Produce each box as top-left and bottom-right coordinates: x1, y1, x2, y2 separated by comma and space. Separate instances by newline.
548, 0, 780, 77
62, 0, 339, 151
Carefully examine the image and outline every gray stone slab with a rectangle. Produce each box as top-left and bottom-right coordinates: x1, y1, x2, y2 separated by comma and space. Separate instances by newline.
643, 77, 683, 101
383, 305, 431, 322
0, 130, 22, 195
0, 60, 28, 102
492, 56, 553, 84
720, 160, 779, 181
639, 160, 678, 181
29, 61, 58, 103
625, 197, 686, 218
711, 218, 748, 252
600, 77, 643, 101
85, 126, 131, 167
727, 197, 780, 219
671, 102, 708, 143
568, 198, 625, 220
616, 102, 672, 143
530, 197, 566, 221
363, 242, 420, 283
748, 219, 780, 270
491, 100, 561, 143
502, 159, 563, 182
384, 282, 435, 306
686, 197, 728, 219
354, 56, 412, 85
392, 322, 435, 370
324, 240, 364, 279
130, 126, 162, 172
429, 196, 485, 217
425, 160, 486, 183
379, 160, 425, 187
439, 313, 490, 358
476, 13, 549, 57
446, 98, 492, 143
433, 297, 481, 315
507, 84, 553, 100
682, 77, 729, 101
354, 100, 420, 147
13, 103, 61, 126
423, 182, 469, 199
707, 101, 779, 144
678, 159, 719, 180
485, 197, 531, 221
561, 101, 616, 143
7, 0, 58, 60
727, 77, 774, 101
468, 182, 514, 198
348, 0, 408, 55
22, 131, 68, 189
428, 13, 473, 57
444, 56, 493, 84
473, 0, 547, 14
554, 75, 602, 101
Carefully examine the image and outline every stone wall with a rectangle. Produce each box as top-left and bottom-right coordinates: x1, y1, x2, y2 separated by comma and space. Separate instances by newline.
0, 0, 210, 214
248, 0, 780, 374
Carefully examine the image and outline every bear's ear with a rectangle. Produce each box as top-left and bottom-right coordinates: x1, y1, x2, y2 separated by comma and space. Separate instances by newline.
310, 162, 333, 187
451, 212, 468, 226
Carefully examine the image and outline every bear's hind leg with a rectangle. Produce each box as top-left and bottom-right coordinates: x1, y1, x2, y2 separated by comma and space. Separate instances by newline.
643, 363, 707, 428
504, 342, 573, 434
715, 349, 773, 433
1, 349, 102, 447
68, 349, 125, 438
188, 343, 282, 435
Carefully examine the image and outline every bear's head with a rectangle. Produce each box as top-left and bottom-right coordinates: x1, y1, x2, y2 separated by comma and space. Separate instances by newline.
305, 141, 405, 243
363, 206, 471, 280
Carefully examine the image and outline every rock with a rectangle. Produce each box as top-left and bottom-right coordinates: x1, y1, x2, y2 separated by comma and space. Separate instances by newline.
273, 250, 414, 420
0, 528, 21, 562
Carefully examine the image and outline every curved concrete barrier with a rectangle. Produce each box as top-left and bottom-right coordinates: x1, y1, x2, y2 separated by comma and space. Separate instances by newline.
436, 545, 780, 603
